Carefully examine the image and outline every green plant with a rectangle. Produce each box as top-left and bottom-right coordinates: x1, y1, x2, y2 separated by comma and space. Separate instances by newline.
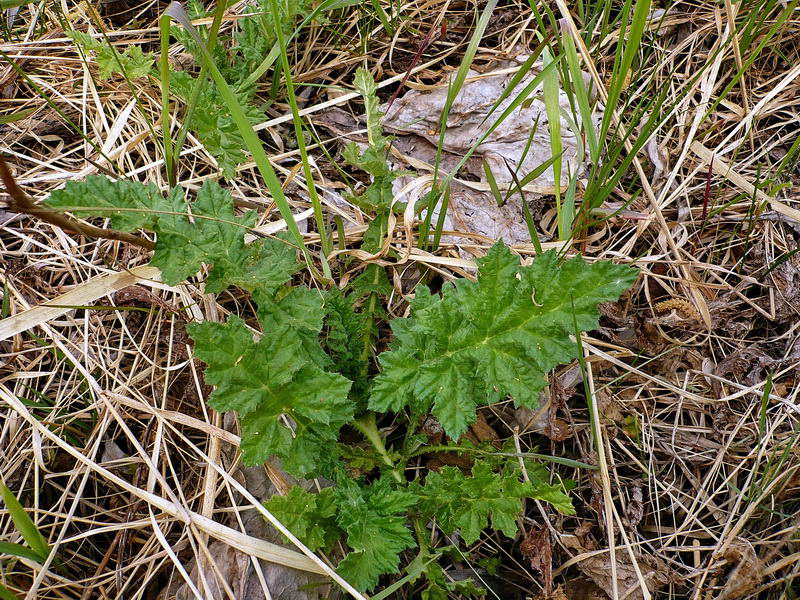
0, 483, 57, 599
164, 0, 326, 180
38, 68, 637, 595
68, 30, 154, 79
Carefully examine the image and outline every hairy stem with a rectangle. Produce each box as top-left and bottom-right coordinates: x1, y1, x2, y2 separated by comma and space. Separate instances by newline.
352, 412, 403, 483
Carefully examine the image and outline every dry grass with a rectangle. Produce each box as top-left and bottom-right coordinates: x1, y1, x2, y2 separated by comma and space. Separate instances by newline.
1, 0, 799, 598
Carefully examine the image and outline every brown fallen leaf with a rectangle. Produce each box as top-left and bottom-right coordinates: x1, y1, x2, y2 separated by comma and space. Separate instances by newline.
522, 525, 553, 596
717, 540, 765, 600
531, 579, 607, 600
561, 535, 671, 600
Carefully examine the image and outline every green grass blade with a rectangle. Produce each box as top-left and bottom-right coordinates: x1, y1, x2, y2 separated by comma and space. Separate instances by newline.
0, 109, 35, 125
441, 58, 561, 192
0, 0, 35, 8
369, 0, 394, 36
268, 0, 331, 256
0, 483, 50, 561
0, 584, 21, 600
481, 39, 548, 124
1, 280, 10, 319
521, 195, 542, 253
238, 0, 362, 90
541, 47, 564, 238
0, 541, 47, 564
158, 15, 175, 187
482, 159, 504, 206
560, 168, 578, 237
422, 0, 498, 248
599, 0, 651, 144
560, 18, 599, 162
513, 152, 562, 190
757, 373, 773, 444
170, 0, 227, 172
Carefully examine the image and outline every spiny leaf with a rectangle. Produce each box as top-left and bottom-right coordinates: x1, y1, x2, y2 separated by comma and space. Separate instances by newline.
334, 476, 417, 591
262, 487, 340, 551
369, 243, 637, 439
188, 316, 352, 475
69, 31, 154, 79
414, 460, 564, 545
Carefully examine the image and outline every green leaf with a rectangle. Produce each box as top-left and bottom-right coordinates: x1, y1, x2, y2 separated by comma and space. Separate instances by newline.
0, 541, 47, 564
45, 175, 166, 232
335, 476, 417, 591
188, 316, 352, 474
337, 444, 386, 472
254, 287, 332, 369
207, 234, 301, 296
343, 68, 401, 226
416, 458, 573, 547
422, 561, 485, 600
324, 289, 369, 396
529, 480, 574, 516
46, 178, 296, 287
262, 487, 340, 551
0, 583, 21, 600
69, 31, 154, 79
414, 461, 533, 544
0, 484, 50, 561
149, 182, 255, 284
370, 243, 637, 439
353, 67, 387, 149
189, 86, 265, 180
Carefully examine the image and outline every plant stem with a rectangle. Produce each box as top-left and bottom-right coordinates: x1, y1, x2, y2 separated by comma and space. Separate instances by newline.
353, 412, 403, 483
358, 264, 382, 378
406, 443, 596, 470
0, 158, 154, 251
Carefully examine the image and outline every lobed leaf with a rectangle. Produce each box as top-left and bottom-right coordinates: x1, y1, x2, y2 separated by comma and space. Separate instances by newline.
46, 175, 166, 232
46, 178, 299, 287
262, 486, 340, 551
69, 31, 154, 79
370, 243, 637, 439
188, 315, 352, 474
414, 460, 533, 545
334, 476, 417, 591
353, 67, 388, 149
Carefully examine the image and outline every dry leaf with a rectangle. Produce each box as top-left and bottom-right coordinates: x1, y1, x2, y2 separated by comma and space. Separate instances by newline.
717, 541, 765, 600
561, 535, 671, 600
381, 56, 599, 248
521, 525, 553, 596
